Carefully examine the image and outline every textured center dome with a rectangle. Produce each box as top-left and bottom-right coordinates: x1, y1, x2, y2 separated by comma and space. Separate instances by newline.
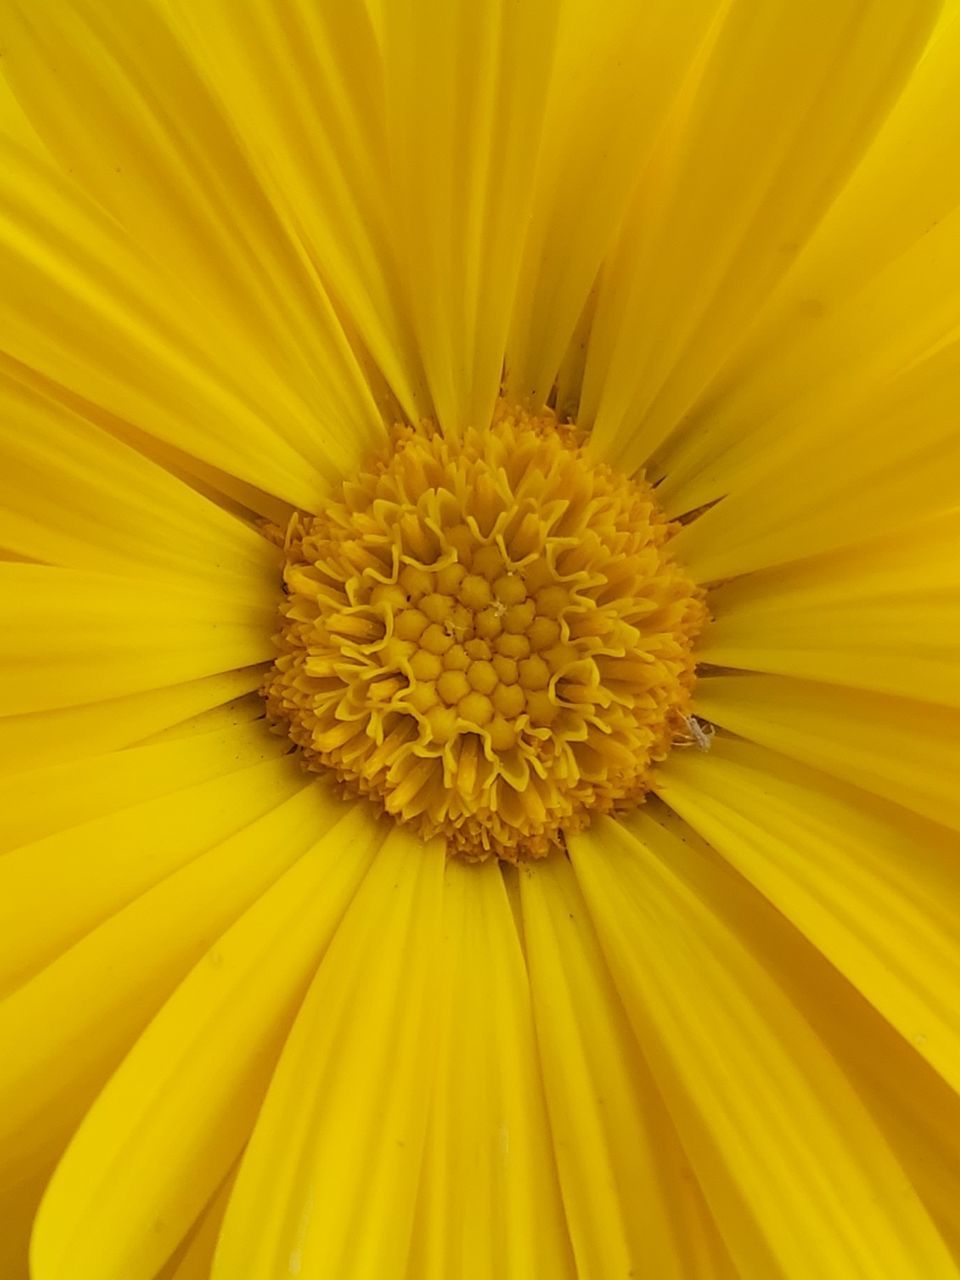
264, 405, 705, 860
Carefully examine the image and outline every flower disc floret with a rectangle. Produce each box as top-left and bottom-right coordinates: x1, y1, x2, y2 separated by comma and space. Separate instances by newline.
264, 405, 706, 860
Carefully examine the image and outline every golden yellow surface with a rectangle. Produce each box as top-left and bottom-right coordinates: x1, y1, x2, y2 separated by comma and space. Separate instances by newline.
264, 407, 703, 858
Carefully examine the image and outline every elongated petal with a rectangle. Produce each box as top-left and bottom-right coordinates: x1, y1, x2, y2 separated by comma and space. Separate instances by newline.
698, 511, 960, 704
658, 210, 960, 521
0, 565, 274, 715
657, 5, 960, 513
2, 0, 384, 479
379, 0, 558, 430
162, 0, 427, 423
0, 750, 301, 998
0, 364, 276, 589
570, 814, 955, 1277
672, 339, 960, 581
136, 691, 268, 747
582, 0, 938, 473
0, 718, 281, 853
693, 674, 960, 832
406, 859, 575, 1279
0, 136, 356, 508
213, 827, 445, 1280
31, 802, 384, 1280
642, 802, 960, 1266
0, 777, 334, 1192
656, 736, 960, 1097
506, 0, 717, 406
0, 667, 262, 776
520, 854, 734, 1278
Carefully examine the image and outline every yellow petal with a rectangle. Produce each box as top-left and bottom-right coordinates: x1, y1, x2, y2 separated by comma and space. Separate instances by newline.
158, 1171, 235, 1280
0, 565, 274, 715
0, 754, 302, 997
658, 735, 960, 1096
582, 0, 939, 473
31, 802, 384, 1280
135, 689, 267, 747
0, 777, 332, 1193
406, 858, 575, 1279
0, 362, 277, 590
570, 814, 955, 1277
122, 427, 295, 530
699, 511, 960, 704
0, 1163, 47, 1280
672, 337, 960, 582
0, 136, 360, 508
2, 2, 384, 478
379, 0, 558, 430
657, 5, 960, 515
0, 717, 282, 854
0, 667, 262, 776
506, 0, 717, 407
161, 0, 427, 423
519, 854, 734, 1278
692, 673, 960, 832
0, 42, 42, 151
642, 801, 960, 1268
213, 827, 445, 1280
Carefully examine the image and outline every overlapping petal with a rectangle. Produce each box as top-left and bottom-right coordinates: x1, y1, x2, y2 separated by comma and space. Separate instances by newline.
212, 828, 445, 1279
657, 738, 960, 1094
0, 1, 958, 1277
580, 0, 940, 473
31, 803, 384, 1280
571, 813, 956, 1277
406, 859, 575, 1279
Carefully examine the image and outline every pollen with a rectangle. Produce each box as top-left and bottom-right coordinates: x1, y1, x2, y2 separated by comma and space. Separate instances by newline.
263, 404, 706, 861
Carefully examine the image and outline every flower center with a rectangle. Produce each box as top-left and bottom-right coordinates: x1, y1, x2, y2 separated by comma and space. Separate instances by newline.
263, 405, 705, 861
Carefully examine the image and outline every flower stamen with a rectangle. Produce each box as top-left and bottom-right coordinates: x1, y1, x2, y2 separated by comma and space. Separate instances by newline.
263, 404, 706, 861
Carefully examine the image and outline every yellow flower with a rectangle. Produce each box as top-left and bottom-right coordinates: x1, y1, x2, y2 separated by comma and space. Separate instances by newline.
1, 1, 959, 1277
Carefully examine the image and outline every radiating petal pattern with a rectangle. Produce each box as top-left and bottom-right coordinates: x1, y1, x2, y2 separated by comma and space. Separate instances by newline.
31, 802, 384, 1280
641, 801, 960, 1268
571, 814, 955, 1277
212, 828, 445, 1280
692, 676, 960, 832
0, 565, 274, 715
0, 1, 958, 1276
672, 339, 960, 582
2, 0, 385, 485
0, 719, 283, 854
161, 0, 427, 424
406, 858, 575, 1279
377, 0, 559, 431
505, 0, 718, 407
655, 4, 960, 514
0, 773, 330, 1194
0, 668, 263, 776
520, 854, 735, 1278
0, 362, 277, 589
657, 738, 960, 1094
0, 135, 369, 509
581, 0, 939, 472
698, 511, 960, 704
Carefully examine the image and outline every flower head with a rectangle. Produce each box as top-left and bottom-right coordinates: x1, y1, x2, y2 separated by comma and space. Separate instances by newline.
1, 2, 959, 1279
